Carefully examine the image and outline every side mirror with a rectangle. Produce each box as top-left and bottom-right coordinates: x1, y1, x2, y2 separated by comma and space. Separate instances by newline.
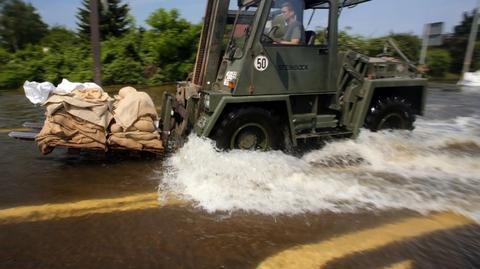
233, 47, 244, 59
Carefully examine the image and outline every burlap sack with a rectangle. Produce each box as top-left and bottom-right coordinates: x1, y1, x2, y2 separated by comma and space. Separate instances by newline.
118, 86, 137, 98
113, 87, 158, 129
50, 112, 106, 143
112, 131, 159, 141
44, 92, 113, 129
110, 123, 123, 133
108, 136, 143, 150
138, 139, 163, 150
36, 118, 106, 155
73, 88, 110, 103
133, 117, 156, 132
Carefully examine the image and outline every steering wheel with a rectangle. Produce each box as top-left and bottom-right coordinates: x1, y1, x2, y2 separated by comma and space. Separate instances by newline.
261, 26, 279, 43
261, 33, 275, 43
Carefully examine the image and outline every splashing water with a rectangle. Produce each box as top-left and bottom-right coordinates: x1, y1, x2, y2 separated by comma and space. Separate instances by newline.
158, 116, 480, 222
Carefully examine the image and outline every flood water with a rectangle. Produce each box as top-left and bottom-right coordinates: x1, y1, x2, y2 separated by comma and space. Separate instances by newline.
0, 85, 479, 268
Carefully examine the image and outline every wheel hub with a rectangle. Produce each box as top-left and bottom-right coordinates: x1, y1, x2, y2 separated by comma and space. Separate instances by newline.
231, 123, 268, 150
237, 132, 258, 149
378, 113, 405, 129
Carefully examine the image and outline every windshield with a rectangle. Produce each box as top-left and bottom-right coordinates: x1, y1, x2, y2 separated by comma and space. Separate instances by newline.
226, 3, 258, 56
262, 0, 305, 45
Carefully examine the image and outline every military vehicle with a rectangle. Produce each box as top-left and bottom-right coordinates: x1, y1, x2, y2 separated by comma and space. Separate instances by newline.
160, 0, 427, 151
9, 0, 426, 154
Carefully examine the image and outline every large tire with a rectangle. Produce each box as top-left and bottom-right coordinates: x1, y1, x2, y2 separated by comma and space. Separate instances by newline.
213, 107, 283, 151
364, 96, 415, 132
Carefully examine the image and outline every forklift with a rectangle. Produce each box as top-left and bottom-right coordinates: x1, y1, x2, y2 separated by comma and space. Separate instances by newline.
10, 0, 426, 155
160, 0, 427, 151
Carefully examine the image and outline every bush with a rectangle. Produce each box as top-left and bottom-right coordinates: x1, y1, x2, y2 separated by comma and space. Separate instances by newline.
426, 49, 452, 78
0, 45, 45, 88
103, 57, 145, 85
337, 30, 369, 54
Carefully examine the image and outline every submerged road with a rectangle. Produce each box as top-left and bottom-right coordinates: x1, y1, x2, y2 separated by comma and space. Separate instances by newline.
0, 194, 477, 268
0, 86, 479, 268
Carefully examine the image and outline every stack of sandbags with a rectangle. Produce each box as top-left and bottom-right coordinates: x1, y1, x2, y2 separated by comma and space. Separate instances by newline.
108, 87, 163, 152
36, 88, 113, 154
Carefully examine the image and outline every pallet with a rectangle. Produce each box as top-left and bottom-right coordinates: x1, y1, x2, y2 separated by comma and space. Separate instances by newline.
9, 123, 165, 156
8, 121, 43, 141
9, 131, 38, 141
22, 122, 43, 130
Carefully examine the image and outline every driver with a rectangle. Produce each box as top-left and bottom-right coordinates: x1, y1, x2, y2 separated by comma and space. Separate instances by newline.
277, 2, 305, 45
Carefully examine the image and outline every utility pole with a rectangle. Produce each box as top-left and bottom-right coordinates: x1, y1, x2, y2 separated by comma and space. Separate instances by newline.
419, 24, 430, 65
89, 0, 102, 85
462, 0, 480, 77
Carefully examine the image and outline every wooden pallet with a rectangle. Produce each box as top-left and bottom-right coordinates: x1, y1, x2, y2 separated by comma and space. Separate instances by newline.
9, 131, 38, 141
9, 122, 165, 156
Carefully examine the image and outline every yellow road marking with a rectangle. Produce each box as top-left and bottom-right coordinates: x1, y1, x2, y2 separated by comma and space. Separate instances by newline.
257, 212, 473, 269
384, 260, 412, 269
0, 192, 186, 224
0, 127, 31, 133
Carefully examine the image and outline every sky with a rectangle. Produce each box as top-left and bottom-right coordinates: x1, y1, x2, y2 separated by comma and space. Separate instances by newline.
26, 0, 478, 37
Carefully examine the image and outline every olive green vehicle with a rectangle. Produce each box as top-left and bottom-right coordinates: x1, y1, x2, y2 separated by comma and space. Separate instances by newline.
160, 0, 427, 151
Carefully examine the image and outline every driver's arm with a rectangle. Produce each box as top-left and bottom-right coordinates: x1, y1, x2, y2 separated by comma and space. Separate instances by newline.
278, 39, 300, 45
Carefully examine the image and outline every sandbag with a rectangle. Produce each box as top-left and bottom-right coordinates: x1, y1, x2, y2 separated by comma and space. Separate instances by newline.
35, 86, 112, 155
110, 123, 123, 133
112, 131, 159, 141
108, 136, 143, 151
43, 90, 113, 129
118, 86, 137, 98
37, 119, 106, 155
133, 117, 156, 132
139, 139, 163, 150
23, 81, 56, 104
113, 87, 157, 129
23, 79, 103, 105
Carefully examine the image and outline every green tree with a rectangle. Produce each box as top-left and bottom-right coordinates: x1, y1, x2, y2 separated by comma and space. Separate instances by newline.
39, 27, 92, 84
142, 8, 201, 83
76, 0, 130, 40
0, 0, 48, 51
443, 9, 480, 73
0, 25, 93, 88
0, 47, 10, 65
336, 29, 369, 54
0, 44, 46, 88
40, 26, 78, 50
426, 49, 452, 77
101, 31, 145, 84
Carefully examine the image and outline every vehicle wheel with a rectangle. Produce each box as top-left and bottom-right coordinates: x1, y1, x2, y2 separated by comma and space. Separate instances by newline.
364, 96, 415, 131
214, 107, 283, 151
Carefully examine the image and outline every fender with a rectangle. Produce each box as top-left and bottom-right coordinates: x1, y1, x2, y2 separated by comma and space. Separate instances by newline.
348, 78, 428, 136
196, 95, 298, 146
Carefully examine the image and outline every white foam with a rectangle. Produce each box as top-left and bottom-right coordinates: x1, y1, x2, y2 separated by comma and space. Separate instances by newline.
158, 116, 480, 222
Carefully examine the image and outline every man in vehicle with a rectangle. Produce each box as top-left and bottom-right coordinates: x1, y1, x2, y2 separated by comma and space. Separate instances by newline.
277, 1, 305, 45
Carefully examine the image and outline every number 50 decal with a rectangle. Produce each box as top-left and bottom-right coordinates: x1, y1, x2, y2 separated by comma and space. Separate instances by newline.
254, 55, 268, 71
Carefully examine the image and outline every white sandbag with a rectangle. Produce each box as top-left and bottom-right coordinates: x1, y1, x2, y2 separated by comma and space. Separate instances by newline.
23, 81, 56, 104
24, 79, 104, 105
56, 78, 102, 93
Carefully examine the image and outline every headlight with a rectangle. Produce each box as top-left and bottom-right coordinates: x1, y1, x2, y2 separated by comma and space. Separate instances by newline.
203, 94, 210, 110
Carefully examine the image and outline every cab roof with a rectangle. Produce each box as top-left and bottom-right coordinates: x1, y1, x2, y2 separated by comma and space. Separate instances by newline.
306, 0, 371, 9
239, 0, 371, 9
